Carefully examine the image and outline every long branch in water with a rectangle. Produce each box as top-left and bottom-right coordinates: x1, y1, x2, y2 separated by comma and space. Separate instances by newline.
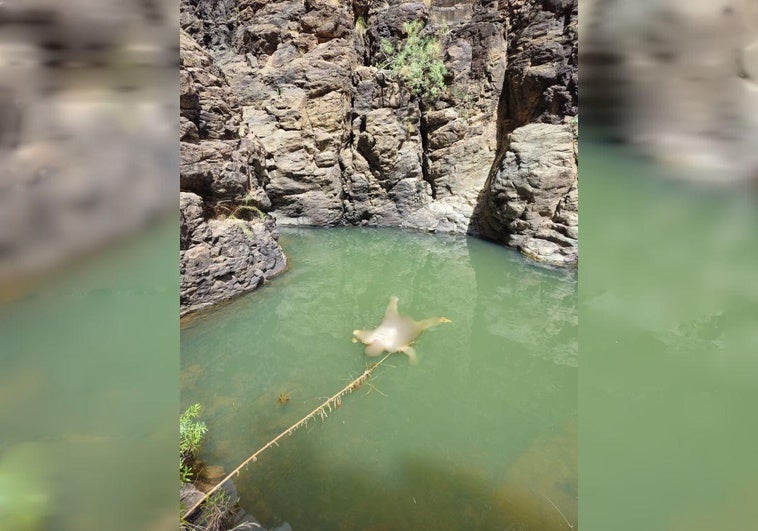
181, 352, 393, 521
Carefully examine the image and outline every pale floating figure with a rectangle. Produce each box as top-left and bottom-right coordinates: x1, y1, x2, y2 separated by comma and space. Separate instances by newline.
352, 296, 451, 365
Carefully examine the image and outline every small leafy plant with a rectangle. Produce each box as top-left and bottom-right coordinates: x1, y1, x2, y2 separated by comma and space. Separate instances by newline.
180, 403, 207, 483
380, 20, 448, 99
355, 16, 367, 36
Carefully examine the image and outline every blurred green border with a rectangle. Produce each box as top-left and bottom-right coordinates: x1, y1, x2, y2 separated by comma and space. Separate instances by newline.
0, 217, 179, 530
579, 138, 758, 530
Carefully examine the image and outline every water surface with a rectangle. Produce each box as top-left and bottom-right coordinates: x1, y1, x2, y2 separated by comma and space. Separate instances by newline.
181, 227, 577, 530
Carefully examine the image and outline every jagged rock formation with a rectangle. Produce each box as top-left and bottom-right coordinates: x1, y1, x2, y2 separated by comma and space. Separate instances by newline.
482, 120, 577, 265
476, 0, 578, 266
180, 191, 285, 316
179, 0, 577, 307
182, 0, 509, 233
180, 30, 286, 316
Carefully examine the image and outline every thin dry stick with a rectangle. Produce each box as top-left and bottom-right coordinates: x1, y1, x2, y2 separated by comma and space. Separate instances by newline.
539, 492, 574, 530
182, 352, 393, 521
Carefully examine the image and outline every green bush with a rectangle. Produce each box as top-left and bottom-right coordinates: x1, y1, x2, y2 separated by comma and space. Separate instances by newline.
380, 20, 448, 99
180, 461, 194, 483
180, 403, 207, 482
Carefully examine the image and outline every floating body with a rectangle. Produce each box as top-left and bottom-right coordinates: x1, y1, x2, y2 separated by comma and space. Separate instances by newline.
352, 296, 451, 364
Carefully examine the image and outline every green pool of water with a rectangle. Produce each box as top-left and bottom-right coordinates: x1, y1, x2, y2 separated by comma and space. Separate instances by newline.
181, 227, 577, 530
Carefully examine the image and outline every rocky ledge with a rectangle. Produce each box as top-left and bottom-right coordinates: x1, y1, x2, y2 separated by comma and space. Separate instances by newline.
180, 192, 286, 316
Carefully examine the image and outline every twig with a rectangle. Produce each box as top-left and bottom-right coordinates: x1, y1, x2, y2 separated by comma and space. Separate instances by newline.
539, 492, 574, 529
364, 382, 388, 397
182, 352, 393, 521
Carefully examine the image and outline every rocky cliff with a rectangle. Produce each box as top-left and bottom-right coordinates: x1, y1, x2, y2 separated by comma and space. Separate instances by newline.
180, 0, 577, 313
476, 0, 578, 266
180, 31, 286, 316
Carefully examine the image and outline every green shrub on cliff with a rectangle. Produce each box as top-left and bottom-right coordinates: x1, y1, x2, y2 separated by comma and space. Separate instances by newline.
380, 20, 447, 99
180, 403, 207, 483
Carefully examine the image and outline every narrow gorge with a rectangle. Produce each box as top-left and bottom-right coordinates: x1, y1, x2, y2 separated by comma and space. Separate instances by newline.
180, 0, 577, 316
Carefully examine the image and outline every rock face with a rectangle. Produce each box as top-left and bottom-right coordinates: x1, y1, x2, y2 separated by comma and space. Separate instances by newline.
181, 475, 266, 529
483, 121, 578, 266
180, 29, 286, 317
476, 0, 578, 266
180, 0, 577, 271
180, 192, 286, 316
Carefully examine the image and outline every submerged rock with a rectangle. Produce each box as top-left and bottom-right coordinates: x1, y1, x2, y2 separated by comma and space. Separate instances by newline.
180, 482, 205, 511
181, 473, 267, 530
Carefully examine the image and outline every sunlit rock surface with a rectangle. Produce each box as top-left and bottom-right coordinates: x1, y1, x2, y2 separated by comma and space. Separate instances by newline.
0, 1, 176, 293
180, 192, 286, 316
481, 121, 578, 267
582, 0, 758, 184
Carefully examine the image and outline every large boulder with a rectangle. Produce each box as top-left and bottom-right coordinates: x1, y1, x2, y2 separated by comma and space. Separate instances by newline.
180, 192, 286, 316
476, 0, 578, 264
484, 121, 577, 267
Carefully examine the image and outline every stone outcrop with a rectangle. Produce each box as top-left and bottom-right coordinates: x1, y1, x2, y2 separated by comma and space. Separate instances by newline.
341, 0, 508, 233
180, 0, 577, 281
476, 0, 578, 266
180, 192, 286, 316
483, 120, 578, 266
181, 474, 268, 529
180, 29, 286, 316
0, 3, 177, 292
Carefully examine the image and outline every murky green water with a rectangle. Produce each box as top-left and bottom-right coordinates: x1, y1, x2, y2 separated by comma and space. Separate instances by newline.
181, 228, 577, 530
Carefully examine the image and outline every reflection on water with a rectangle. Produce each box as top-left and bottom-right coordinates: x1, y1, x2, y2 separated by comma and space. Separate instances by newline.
182, 228, 577, 530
